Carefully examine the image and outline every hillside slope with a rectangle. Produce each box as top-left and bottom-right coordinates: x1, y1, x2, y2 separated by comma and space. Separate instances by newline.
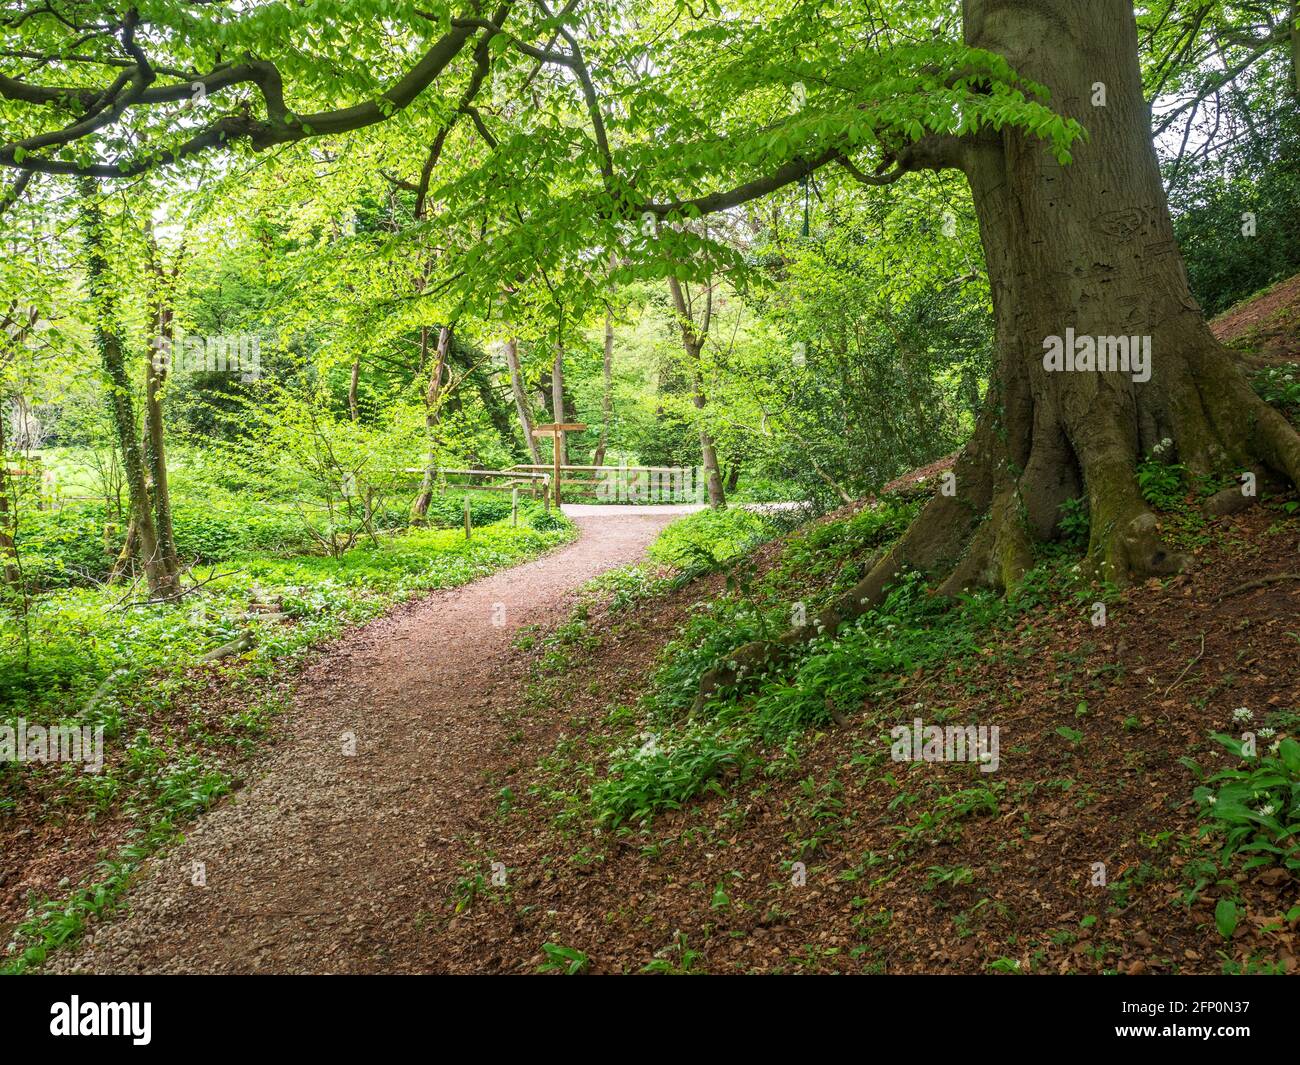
413, 279, 1300, 975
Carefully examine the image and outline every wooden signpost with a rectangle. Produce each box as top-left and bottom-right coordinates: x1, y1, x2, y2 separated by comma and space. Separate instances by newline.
531, 423, 587, 506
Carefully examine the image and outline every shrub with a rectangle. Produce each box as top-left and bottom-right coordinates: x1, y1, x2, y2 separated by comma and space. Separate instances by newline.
648, 506, 776, 568
1191, 733, 1300, 873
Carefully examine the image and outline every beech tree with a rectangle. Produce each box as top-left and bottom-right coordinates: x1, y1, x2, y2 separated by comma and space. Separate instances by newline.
673, 0, 1300, 692
4, 0, 1298, 644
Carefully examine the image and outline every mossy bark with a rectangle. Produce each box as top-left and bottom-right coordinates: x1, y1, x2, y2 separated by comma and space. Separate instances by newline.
79, 178, 179, 600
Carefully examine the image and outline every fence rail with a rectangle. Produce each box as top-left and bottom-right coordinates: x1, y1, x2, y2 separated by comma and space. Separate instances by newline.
407, 464, 701, 505
405, 467, 552, 506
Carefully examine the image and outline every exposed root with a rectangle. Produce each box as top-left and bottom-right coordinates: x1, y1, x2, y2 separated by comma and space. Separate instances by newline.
692, 350, 1300, 710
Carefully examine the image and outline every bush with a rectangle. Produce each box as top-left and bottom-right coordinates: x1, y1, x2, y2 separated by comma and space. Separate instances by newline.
648, 506, 776, 568
12, 506, 116, 588
1191, 733, 1300, 873
422, 492, 514, 529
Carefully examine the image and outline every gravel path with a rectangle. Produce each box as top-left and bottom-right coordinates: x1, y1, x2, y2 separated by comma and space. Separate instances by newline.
51, 510, 678, 974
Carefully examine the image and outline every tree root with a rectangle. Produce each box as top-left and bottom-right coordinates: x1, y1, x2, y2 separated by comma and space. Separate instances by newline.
692, 362, 1300, 710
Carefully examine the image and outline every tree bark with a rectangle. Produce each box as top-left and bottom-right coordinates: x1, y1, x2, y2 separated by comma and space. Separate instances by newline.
1292, 2, 1300, 99
666, 274, 726, 508
695, 0, 1300, 704
551, 342, 567, 466
593, 301, 614, 466
505, 337, 543, 464
0, 401, 17, 586
412, 324, 453, 521
348, 358, 360, 421
79, 177, 179, 599
0, 302, 38, 587
144, 297, 181, 585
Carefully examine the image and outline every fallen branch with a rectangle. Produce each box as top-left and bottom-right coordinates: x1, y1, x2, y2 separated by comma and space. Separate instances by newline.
1163, 633, 1206, 697
1214, 573, 1300, 602
199, 632, 256, 663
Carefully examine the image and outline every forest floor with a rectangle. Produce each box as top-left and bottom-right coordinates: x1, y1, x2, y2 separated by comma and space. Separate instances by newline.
44, 509, 679, 973
38, 276, 1300, 976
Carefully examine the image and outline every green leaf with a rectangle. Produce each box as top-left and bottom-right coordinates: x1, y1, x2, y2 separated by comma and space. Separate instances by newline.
1214, 898, 1239, 939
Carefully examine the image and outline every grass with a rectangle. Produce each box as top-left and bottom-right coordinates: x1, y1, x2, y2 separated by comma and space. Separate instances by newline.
582, 497, 1043, 827
1, 507, 575, 974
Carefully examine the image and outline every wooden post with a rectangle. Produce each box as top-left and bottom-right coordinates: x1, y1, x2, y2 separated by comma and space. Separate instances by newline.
532, 423, 587, 508
552, 431, 561, 507
511, 487, 519, 527
463, 496, 471, 539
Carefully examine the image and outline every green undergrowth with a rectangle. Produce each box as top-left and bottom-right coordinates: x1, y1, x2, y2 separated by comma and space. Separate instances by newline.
523, 494, 1045, 829
590, 564, 1046, 829
1, 515, 574, 973
647, 505, 784, 568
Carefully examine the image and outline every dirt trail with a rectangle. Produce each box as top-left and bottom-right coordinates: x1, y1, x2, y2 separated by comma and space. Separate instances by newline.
51, 510, 679, 974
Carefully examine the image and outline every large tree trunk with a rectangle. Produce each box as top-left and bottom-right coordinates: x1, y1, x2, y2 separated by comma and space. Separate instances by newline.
79, 178, 179, 600
412, 324, 453, 521
505, 337, 543, 464
696, 0, 1300, 703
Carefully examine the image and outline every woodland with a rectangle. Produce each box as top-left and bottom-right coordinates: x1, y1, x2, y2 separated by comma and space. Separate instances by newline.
1, 0, 1300, 979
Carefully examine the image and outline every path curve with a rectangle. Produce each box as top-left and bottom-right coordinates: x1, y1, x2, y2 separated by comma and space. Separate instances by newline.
52, 509, 679, 974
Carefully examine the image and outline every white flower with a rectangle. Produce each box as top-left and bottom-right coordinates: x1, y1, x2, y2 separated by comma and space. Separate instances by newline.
1259, 726, 1276, 738
1232, 707, 1253, 722
1259, 803, 1276, 817
1270, 740, 1281, 755
1206, 795, 1217, 805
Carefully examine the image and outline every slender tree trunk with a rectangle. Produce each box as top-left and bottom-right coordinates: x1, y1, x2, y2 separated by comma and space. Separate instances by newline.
1292, 3, 1300, 99
551, 342, 567, 466
0, 303, 37, 587
695, 0, 1300, 703
145, 296, 181, 584
666, 275, 725, 508
348, 358, 360, 421
79, 177, 177, 599
412, 324, 453, 521
692, 390, 726, 508
505, 338, 543, 464
0, 405, 17, 586
593, 302, 614, 466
